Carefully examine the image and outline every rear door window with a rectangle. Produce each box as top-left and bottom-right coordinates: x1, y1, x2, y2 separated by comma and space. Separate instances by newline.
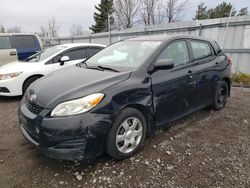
190, 40, 212, 60
158, 40, 189, 67
63, 48, 88, 61
0, 36, 12, 49
15, 35, 37, 49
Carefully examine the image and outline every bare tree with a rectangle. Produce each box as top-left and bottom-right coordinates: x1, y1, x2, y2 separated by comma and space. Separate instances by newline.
165, 0, 188, 23
141, 0, 157, 26
48, 17, 59, 38
154, 0, 166, 24
7, 26, 21, 33
139, 0, 188, 26
114, 0, 141, 29
40, 25, 47, 37
70, 24, 84, 36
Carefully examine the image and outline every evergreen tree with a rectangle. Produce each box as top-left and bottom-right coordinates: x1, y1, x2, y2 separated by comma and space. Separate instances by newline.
89, 0, 114, 33
193, 1, 247, 20
194, 2, 208, 20
237, 7, 248, 16
208, 2, 236, 19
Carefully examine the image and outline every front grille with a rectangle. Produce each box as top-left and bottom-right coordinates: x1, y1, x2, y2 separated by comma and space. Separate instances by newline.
0, 87, 10, 93
25, 100, 44, 115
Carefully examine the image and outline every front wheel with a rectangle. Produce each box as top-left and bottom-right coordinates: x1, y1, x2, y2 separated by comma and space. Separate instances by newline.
212, 80, 229, 110
105, 108, 147, 160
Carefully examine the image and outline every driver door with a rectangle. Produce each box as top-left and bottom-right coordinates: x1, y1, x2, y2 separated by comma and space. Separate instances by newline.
151, 40, 197, 126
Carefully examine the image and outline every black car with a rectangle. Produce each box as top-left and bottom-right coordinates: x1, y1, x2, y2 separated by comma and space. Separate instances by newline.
19, 35, 231, 161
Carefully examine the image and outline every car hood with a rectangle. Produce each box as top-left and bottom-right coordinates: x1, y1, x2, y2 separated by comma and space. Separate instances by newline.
28, 65, 131, 108
0, 61, 38, 74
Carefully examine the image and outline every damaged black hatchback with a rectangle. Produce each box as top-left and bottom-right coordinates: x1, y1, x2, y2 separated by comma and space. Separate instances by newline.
19, 35, 231, 161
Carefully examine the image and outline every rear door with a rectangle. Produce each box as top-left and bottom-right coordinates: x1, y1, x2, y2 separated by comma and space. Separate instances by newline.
0, 36, 17, 66
188, 39, 219, 108
13, 35, 41, 60
151, 40, 197, 126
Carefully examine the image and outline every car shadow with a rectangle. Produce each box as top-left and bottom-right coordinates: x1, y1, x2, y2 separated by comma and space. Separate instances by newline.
0, 96, 22, 102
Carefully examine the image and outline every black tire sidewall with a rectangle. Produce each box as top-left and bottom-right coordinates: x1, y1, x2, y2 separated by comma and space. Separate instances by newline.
105, 108, 147, 160
213, 81, 229, 110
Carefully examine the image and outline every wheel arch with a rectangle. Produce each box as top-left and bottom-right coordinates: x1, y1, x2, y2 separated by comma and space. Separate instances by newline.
22, 74, 44, 93
222, 77, 231, 96
119, 103, 154, 135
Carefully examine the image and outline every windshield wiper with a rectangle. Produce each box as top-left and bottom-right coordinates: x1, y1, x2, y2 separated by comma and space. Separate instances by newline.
83, 65, 119, 72
97, 65, 119, 72
23, 56, 37, 62
77, 61, 88, 68
76, 61, 119, 72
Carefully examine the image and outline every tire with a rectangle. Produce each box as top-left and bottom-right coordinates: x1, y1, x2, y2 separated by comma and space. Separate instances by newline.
105, 108, 147, 160
212, 80, 229, 110
22, 76, 42, 94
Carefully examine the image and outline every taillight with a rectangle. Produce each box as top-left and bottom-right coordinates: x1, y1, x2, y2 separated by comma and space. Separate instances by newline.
228, 57, 232, 65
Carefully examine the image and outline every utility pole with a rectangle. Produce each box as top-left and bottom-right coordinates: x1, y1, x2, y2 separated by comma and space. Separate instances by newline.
221, 6, 233, 48
108, 13, 111, 45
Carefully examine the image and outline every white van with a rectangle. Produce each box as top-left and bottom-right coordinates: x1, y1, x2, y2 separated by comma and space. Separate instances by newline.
0, 33, 43, 66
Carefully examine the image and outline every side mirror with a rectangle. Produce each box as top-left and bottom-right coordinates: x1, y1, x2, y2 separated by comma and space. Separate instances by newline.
60, 56, 70, 66
154, 59, 174, 71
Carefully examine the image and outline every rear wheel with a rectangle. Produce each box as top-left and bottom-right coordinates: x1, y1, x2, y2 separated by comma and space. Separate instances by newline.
212, 80, 229, 110
22, 76, 42, 94
105, 108, 147, 160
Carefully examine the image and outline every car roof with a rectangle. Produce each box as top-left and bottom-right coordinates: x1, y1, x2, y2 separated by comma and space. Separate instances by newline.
57, 43, 106, 48
126, 34, 214, 43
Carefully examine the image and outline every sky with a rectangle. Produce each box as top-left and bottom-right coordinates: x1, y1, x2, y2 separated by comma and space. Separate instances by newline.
0, 0, 249, 36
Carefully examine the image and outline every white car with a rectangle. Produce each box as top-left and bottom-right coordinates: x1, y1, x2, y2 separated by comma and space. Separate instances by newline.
0, 43, 105, 96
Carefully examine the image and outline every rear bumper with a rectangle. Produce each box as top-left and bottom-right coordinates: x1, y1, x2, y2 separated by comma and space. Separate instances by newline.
19, 101, 112, 161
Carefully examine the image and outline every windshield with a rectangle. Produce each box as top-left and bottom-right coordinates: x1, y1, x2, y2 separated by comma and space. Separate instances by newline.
85, 41, 162, 70
24, 45, 67, 62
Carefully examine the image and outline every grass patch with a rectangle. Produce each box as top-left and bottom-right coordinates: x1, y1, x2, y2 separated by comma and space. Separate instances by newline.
232, 73, 250, 85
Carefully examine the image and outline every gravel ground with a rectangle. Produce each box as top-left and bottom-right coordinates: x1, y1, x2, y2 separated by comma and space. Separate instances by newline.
0, 87, 250, 188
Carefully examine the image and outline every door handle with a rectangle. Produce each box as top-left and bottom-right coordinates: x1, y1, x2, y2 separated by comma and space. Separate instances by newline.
10, 51, 16, 56
215, 62, 220, 68
187, 70, 193, 79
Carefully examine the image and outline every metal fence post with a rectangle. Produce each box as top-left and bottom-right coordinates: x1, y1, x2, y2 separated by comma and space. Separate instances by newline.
199, 24, 202, 36
89, 35, 92, 43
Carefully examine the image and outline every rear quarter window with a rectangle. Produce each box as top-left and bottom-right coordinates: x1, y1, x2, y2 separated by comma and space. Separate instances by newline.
190, 40, 212, 60
0, 36, 12, 49
14, 35, 37, 49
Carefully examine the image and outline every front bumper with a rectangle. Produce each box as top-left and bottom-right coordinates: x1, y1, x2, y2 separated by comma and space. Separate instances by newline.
0, 78, 23, 96
18, 100, 112, 161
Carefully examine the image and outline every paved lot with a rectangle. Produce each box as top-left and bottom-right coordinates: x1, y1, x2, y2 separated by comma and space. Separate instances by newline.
0, 87, 250, 188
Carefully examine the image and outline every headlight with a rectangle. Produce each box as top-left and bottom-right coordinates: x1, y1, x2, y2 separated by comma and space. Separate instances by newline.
51, 93, 105, 117
0, 72, 22, 80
